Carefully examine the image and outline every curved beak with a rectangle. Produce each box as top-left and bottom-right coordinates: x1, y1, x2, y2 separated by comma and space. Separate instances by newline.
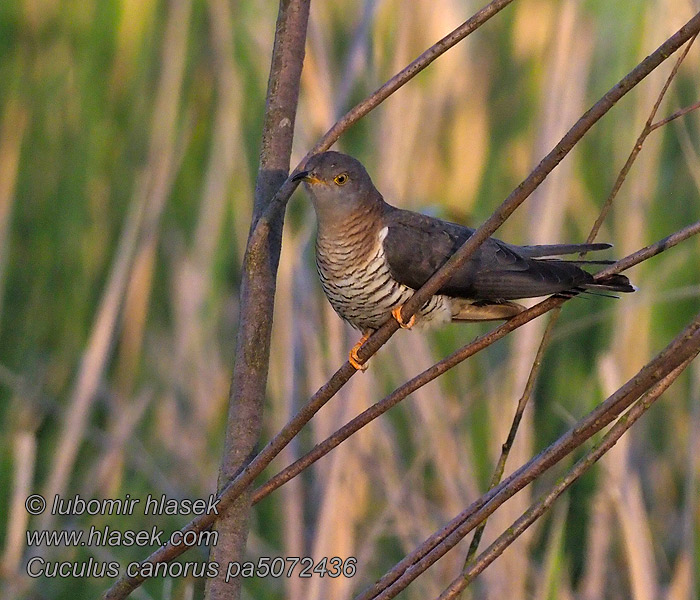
292, 170, 322, 184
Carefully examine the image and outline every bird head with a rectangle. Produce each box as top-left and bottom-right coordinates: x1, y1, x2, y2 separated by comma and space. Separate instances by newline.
292, 151, 379, 220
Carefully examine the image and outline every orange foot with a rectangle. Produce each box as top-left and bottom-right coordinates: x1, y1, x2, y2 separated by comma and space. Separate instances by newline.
349, 331, 371, 371
392, 305, 416, 329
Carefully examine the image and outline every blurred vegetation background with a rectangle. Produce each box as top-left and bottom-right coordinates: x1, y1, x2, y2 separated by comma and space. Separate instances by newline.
1, 0, 699, 599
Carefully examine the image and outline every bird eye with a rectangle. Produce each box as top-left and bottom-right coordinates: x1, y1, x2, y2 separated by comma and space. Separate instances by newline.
333, 173, 349, 186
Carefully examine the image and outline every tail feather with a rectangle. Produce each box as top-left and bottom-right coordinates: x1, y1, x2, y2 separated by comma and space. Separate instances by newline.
518, 242, 612, 258
584, 273, 636, 293
540, 258, 615, 265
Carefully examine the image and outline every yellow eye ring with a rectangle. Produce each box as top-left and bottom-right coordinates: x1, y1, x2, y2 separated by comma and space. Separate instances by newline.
333, 173, 349, 186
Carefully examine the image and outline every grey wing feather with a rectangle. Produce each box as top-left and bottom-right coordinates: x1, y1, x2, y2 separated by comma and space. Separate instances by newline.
382, 209, 596, 300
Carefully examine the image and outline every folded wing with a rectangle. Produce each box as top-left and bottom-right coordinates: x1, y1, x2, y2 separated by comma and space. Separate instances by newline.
382, 208, 632, 300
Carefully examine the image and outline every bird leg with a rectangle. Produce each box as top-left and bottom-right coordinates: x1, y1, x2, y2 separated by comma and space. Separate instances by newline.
349, 331, 371, 371
392, 305, 416, 329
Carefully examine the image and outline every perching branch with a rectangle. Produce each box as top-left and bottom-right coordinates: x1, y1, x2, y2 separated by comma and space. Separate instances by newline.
251, 218, 700, 505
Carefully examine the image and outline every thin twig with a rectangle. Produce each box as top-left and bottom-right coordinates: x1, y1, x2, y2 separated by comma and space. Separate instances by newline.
649, 99, 700, 132
462, 308, 561, 568
436, 355, 696, 600
358, 319, 700, 600
583, 33, 697, 249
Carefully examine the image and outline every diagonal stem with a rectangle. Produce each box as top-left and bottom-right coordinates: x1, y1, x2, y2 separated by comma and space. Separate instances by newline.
649, 98, 700, 132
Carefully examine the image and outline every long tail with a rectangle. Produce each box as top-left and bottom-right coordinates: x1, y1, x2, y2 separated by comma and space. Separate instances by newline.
520, 243, 636, 293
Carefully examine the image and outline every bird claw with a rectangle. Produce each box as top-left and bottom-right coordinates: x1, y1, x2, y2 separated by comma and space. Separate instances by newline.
349, 332, 371, 371
392, 305, 416, 329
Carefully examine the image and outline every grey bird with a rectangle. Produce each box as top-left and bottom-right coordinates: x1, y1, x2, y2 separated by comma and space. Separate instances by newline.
293, 151, 634, 370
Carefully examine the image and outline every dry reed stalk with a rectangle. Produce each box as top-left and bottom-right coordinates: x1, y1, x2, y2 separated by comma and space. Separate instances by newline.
435, 0, 488, 216
333, 0, 378, 118
168, 0, 246, 435
666, 362, 700, 599
154, 0, 248, 490
676, 116, 700, 193
579, 490, 613, 600
88, 391, 151, 499
197, 0, 244, 271
598, 357, 659, 600
305, 378, 369, 600
464, 309, 561, 568
376, 4, 424, 203
302, 7, 336, 135
104, 244, 156, 495
532, 498, 569, 599
683, 362, 699, 592
394, 340, 480, 515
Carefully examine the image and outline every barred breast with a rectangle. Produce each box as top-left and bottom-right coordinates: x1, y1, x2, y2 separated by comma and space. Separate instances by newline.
316, 225, 453, 331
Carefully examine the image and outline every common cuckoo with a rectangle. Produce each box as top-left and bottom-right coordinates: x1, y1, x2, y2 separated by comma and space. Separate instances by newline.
293, 151, 634, 370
